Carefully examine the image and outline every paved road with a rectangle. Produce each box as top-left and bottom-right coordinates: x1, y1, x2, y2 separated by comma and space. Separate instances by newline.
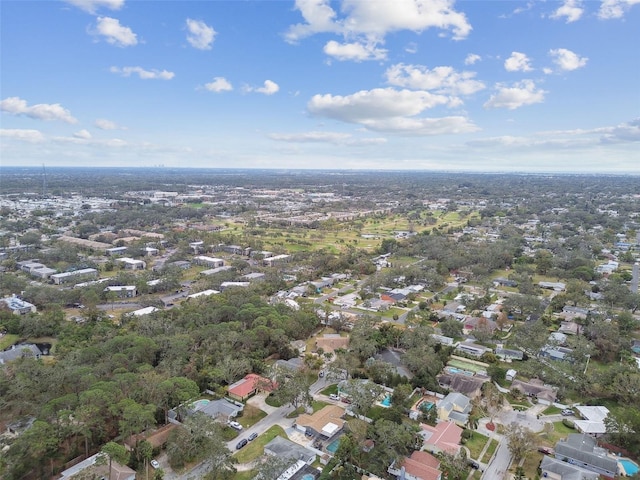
481, 438, 511, 480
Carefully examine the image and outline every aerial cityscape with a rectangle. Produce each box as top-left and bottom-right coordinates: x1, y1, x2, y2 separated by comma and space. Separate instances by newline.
0, 167, 639, 480
1, 1, 640, 480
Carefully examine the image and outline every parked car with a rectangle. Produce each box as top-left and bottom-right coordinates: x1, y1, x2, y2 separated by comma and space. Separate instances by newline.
538, 447, 555, 455
236, 439, 248, 450
228, 420, 243, 431
150, 460, 160, 469
329, 393, 340, 401
561, 409, 573, 416
468, 460, 480, 470
248, 432, 258, 441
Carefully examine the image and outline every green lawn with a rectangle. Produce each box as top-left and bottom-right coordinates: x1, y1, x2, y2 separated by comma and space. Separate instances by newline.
233, 425, 287, 463
542, 405, 562, 416
312, 400, 329, 412
0, 334, 19, 351
321, 384, 339, 396
464, 431, 490, 460
480, 439, 499, 463
232, 470, 256, 480
237, 405, 267, 429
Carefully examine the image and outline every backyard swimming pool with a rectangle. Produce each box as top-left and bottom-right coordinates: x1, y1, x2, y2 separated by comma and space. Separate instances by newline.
327, 438, 341, 454
380, 394, 392, 407
191, 399, 210, 410
620, 458, 639, 476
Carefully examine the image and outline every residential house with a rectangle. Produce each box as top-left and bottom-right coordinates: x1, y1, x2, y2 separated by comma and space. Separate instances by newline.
388, 450, 442, 480
540, 345, 574, 362
539, 455, 599, 480
420, 421, 462, 454
431, 334, 454, 346
0, 344, 42, 365
510, 378, 557, 405
574, 406, 609, 437
554, 434, 618, 478
436, 392, 471, 426
463, 317, 497, 335
437, 373, 487, 399
295, 405, 345, 438
1, 296, 36, 315
506, 369, 517, 382
227, 373, 273, 402
274, 357, 304, 373
495, 347, 524, 362
170, 398, 243, 424
539, 282, 566, 292
59, 453, 135, 480
290, 340, 307, 354
455, 341, 492, 358
264, 436, 316, 465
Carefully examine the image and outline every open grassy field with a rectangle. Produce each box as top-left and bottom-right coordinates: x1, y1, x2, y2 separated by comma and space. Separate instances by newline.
215, 210, 480, 255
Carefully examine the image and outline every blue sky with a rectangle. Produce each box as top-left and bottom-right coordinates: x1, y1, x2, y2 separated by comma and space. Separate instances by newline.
1, 0, 639, 173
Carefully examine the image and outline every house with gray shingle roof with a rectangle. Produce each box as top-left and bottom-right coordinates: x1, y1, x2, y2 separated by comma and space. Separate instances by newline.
554, 434, 618, 478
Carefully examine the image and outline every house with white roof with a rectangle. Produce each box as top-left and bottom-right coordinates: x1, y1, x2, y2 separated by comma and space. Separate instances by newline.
574, 406, 609, 437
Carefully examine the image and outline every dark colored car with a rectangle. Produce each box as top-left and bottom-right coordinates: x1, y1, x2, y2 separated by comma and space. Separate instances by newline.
248, 432, 258, 441
236, 439, 248, 450
468, 460, 480, 469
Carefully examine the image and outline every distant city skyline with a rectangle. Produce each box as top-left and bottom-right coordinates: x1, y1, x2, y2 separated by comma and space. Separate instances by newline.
1, 0, 639, 173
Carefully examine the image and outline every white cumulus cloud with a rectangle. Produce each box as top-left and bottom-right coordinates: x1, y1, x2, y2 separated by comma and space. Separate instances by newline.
95, 118, 121, 130
323, 40, 387, 61
385, 63, 485, 97
504, 52, 533, 72
110, 66, 175, 79
550, 0, 584, 22
186, 19, 216, 50
93, 16, 137, 46
598, 0, 640, 19
245, 80, 280, 95
1, 96, 77, 123
204, 77, 233, 92
307, 87, 478, 135
64, 0, 124, 14
549, 48, 588, 71
286, 0, 472, 43
73, 129, 92, 139
0, 128, 45, 143
464, 53, 481, 65
484, 80, 546, 110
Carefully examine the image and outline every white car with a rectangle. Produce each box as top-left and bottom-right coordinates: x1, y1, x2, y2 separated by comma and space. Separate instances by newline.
329, 394, 340, 401
228, 421, 243, 431
150, 460, 160, 469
